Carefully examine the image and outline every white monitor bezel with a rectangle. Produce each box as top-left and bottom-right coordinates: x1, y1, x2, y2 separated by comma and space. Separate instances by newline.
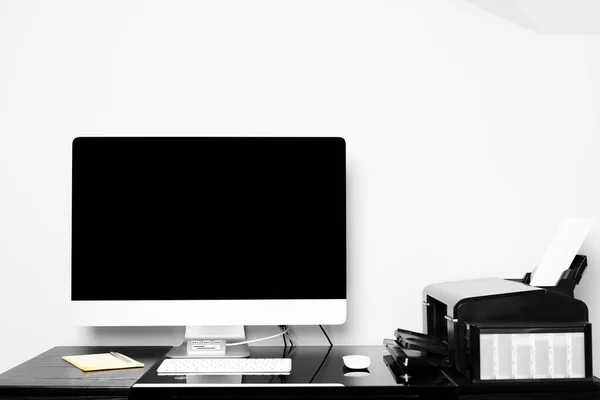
71, 299, 346, 326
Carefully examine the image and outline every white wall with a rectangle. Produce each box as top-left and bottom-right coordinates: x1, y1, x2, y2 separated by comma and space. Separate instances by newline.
471, 0, 600, 34
2, 0, 600, 375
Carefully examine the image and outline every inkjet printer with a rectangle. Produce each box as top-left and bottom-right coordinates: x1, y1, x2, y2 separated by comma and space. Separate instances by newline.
385, 255, 596, 393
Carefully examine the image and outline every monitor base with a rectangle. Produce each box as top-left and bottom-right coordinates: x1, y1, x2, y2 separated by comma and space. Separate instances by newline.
166, 325, 250, 358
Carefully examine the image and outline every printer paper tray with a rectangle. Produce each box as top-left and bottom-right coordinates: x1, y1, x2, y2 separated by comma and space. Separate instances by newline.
394, 328, 448, 356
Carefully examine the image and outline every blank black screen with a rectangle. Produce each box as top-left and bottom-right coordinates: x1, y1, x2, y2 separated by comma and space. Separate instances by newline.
71, 137, 346, 301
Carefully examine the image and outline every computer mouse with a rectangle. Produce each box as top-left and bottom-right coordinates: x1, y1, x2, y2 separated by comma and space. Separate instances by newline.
342, 355, 370, 370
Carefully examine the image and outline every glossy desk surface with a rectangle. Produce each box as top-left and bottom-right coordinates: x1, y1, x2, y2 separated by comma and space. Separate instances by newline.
132, 345, 452, 398
1, 345, 600, 399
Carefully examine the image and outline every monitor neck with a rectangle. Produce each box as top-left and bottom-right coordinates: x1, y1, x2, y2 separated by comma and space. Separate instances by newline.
166, 325, 250, 358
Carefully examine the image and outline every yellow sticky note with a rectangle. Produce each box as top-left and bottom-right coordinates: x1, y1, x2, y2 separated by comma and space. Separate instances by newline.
62, 353, 144, 372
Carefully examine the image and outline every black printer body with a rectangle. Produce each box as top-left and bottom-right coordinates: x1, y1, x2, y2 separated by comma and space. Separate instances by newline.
388, 255, 594, 392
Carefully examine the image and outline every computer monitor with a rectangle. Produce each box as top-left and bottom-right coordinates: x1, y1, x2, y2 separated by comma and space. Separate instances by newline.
71, 136, 346, 357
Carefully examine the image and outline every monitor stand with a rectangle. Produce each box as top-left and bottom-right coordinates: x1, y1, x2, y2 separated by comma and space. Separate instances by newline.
166, 325, 250, 358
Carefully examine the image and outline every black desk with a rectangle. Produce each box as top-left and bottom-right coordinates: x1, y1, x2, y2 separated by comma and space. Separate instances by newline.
1, 345, 599, 400
132, 345, 452, 399
0, 346, 169, 399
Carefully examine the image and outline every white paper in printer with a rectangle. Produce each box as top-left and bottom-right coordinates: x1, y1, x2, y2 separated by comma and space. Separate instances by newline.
529, 216, 596, 287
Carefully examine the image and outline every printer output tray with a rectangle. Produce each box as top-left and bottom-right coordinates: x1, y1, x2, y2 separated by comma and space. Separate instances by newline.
393, 328, 448, 356
383, 338, 451, 368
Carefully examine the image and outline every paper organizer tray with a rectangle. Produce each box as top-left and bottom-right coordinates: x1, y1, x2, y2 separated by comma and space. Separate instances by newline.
470, 323, 592, 383
394, 328, 448, 356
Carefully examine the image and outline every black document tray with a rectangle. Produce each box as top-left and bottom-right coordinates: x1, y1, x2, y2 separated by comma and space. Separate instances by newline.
394, 328, 448, 356
383, 338, 451, 368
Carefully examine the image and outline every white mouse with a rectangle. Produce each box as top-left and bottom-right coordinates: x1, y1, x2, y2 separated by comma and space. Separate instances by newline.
342, 355, 371, 370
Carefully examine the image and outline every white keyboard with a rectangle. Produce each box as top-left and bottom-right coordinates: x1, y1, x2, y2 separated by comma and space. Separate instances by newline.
157, 358, 292, 375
